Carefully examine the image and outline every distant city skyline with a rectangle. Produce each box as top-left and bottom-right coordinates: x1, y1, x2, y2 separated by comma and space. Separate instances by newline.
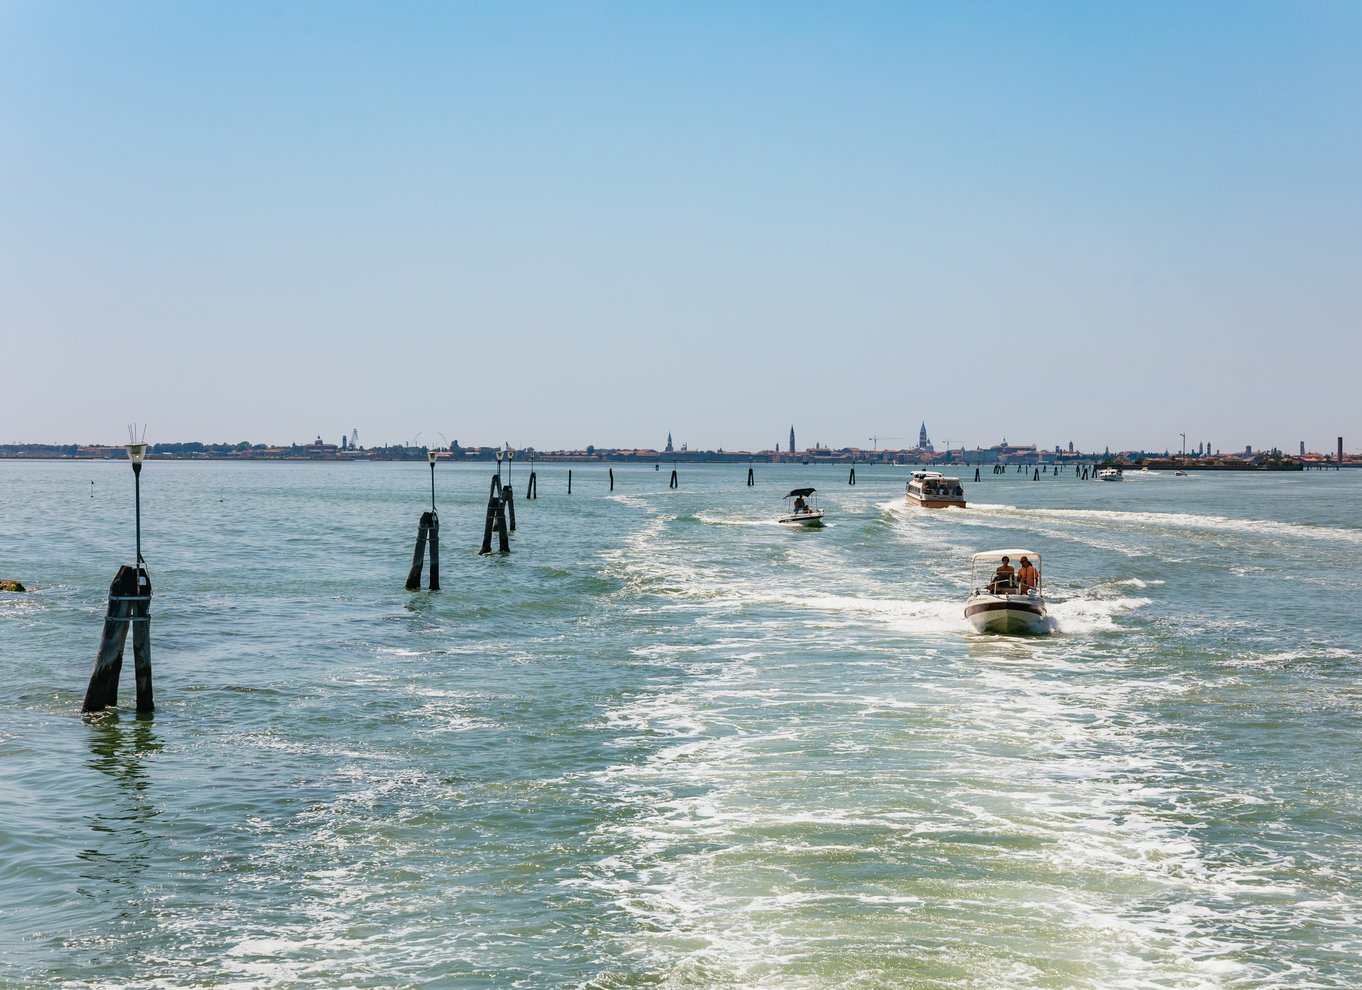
4, 4, 1359, 451
2, 428, 1354, 460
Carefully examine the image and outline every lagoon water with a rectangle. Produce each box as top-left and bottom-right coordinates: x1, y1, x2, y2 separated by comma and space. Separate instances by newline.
2, 459, 1360, 989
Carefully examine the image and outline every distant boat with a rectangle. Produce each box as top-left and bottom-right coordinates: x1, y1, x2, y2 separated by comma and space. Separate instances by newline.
779, 487, 824, 527
905, 470, 966, 508
964, 549, 1050, 635
1098, 467, 1123, 481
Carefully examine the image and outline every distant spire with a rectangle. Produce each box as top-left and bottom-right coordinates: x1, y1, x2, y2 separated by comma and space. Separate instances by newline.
665, 432, 674, 453
789, 425, 796, 454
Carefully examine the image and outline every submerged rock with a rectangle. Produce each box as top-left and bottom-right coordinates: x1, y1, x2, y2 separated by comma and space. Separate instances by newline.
0, 579, 27, 592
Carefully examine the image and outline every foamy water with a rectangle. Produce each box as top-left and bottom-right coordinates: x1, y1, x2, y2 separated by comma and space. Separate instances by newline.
2, 461, 1360, 988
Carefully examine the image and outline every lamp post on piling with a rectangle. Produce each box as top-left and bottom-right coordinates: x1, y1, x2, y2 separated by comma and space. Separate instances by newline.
496, 447, 504, 485
507, 445, 515, 487
81, 435, 155, 714
427, 448, 438, 512
126, 441, 148, 566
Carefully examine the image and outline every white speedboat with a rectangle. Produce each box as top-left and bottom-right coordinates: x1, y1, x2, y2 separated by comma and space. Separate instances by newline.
964, 549, 1050, 635
779, 487, 824, 526
1098, 467, 1123, 481
905, 470, 967, 508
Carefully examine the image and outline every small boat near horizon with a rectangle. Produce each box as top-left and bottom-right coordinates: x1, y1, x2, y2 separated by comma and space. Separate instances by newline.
906, 470, 967, 508
964, 549, 1051, 635
779, 487, 825, 527
1098, 467, 1124, 481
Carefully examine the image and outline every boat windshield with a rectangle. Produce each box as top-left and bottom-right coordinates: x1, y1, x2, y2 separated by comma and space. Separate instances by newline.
970, 550, 1042, 596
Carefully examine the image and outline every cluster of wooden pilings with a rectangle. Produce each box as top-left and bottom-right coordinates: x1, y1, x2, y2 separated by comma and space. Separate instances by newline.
479, 475, 513, 555
79, 457, 1119, 716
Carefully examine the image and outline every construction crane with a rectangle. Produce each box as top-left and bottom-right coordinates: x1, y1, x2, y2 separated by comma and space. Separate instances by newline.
868, 436, 903, 458
941, 440, 973, 462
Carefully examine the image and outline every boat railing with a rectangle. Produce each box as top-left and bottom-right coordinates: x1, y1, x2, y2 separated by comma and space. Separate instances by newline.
972, 580, 1042, 598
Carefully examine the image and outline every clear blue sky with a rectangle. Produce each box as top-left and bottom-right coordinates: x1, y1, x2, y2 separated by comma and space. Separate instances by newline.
3, 1, 1359, 453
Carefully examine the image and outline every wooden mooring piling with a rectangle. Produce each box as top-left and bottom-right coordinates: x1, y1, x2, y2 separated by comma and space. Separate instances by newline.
480, 475, 511, 554
82, 564, 153, 714
405, 511, 440, 590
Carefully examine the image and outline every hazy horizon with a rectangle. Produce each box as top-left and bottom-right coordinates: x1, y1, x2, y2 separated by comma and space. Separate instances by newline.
5, 3, 1359, 453
0, 431, 1343, 457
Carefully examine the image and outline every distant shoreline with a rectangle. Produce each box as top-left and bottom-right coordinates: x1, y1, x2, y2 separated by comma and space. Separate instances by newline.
3, 454, 1355, 469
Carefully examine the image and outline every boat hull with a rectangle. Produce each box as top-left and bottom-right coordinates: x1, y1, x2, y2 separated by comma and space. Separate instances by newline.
965, 596, 1050, 635
906, 493, 967, 508
779, 511, 825, 526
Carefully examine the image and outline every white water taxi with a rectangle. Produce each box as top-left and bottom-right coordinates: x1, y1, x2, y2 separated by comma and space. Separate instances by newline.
964, 549, 1050, 635
779, 487, 825, 527
1098, 467, 1123, 481
905, 470, 967, 508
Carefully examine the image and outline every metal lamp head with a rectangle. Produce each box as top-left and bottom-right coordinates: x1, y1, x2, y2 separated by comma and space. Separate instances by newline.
126, 443, 148, 465
508, 448, 515, 461
496, 450, 504, 463
427, 450, 438, 464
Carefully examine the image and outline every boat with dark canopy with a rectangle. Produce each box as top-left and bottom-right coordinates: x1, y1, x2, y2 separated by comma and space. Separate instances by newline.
779, 487, 825, 527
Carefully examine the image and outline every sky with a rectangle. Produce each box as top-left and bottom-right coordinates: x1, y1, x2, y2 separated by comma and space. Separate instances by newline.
2, 1, 1359, 454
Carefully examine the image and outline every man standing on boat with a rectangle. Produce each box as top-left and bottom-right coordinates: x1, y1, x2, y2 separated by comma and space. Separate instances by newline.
990, 556, 1015, 593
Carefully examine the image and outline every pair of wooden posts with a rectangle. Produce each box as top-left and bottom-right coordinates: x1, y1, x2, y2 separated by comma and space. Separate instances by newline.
404, 461, 518, 587
405, 510, 441, 590
83, 564, 153, 714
